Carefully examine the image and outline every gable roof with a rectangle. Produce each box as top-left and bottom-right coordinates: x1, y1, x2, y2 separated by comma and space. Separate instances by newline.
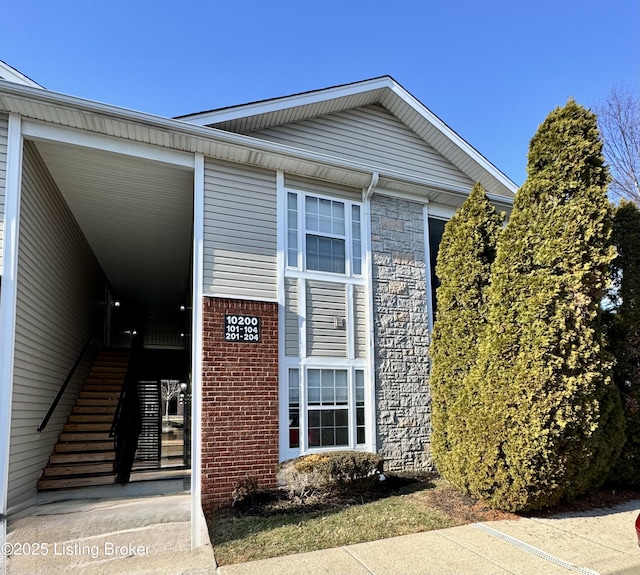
0, 61, 43, 89
179, 76, 517, 199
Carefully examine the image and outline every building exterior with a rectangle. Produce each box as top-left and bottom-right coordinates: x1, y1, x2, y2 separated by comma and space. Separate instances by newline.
0, 62, 516, 546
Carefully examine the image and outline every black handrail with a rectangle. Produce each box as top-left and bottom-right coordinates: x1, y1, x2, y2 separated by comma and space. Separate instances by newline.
109, 339, 139, 438
37, 327, 97, 433
111, 341, 143, 484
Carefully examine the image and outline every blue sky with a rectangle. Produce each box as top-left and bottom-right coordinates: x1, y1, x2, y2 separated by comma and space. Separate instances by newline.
3, 0, 639, 186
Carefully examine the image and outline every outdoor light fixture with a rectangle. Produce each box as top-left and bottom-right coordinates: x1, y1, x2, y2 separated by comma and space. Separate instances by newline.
113, 300, 121, 307
179, 305, 192, 312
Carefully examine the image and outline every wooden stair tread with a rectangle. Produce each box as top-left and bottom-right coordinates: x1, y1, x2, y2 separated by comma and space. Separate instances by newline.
59, 431, 113, 442
55, 441, 114, 452
72, 405, 117, 414
49, 452, 115, 464
76, 398, 118, 406
68, 414, 114, 423
79, 392, 121, 400
38, 475, 116, 490
64, 423, 112, 432
42, 462, 114, 477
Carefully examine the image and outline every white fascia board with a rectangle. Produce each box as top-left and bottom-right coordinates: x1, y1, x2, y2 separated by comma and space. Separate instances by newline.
0, 80, 373, 183
179, 77, 395, 126
21, 121, 195, 168
387, 81, 518, 195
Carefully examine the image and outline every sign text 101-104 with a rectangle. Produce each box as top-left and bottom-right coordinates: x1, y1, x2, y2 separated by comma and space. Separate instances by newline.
224, 314, 261, 342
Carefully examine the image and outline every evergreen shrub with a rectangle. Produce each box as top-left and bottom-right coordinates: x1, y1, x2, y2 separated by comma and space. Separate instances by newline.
462, 100, 625, 512
608, 201, 640, 486
429, 182, 503, 488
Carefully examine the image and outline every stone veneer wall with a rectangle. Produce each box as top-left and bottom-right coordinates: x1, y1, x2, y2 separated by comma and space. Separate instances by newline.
370, 195, 433, 472
201, 297, 279, 511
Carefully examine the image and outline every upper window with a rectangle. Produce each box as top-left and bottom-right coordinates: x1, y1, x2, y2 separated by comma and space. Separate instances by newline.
287, 192, 362, 276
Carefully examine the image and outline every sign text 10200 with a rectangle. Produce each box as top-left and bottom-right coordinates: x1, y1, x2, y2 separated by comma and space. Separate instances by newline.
224, 314, 261, 342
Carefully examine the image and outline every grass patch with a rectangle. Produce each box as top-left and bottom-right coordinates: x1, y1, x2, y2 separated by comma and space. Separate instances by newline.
210, 475, 457, 566
208, 473, 640, 566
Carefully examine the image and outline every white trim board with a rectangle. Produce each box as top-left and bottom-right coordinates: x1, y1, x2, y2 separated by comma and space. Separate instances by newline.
21, 120, 195, 169
190, 153, 204, 549
0, 114, 23, 516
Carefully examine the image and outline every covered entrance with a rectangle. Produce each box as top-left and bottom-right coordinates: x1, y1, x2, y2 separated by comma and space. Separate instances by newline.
12, 128, 196, 496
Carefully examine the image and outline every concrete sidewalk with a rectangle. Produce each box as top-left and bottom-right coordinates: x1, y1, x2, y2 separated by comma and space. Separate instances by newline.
3, 491, 215, 575
216, 499, 640, 575
3, 491, 639, 575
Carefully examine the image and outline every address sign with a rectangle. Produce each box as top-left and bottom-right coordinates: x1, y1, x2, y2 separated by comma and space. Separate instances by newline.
224, 314, 261, 343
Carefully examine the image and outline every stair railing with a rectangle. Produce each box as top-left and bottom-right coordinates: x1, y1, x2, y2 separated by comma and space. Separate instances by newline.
37, 327, 98, 433
111, 336, 143, 484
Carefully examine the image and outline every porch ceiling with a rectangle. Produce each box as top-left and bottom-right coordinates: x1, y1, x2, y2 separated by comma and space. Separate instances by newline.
33, 139, 194, 310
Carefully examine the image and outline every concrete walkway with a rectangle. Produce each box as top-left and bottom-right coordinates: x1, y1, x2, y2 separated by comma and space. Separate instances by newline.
217, 499, 640, 575
3, 491, 639, 575
3, 491, 215, 575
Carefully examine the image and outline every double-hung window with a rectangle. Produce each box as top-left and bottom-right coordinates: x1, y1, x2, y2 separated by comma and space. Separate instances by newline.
283, 188, 369, 458
286, 192, 362, 277
287, 367, 366, 450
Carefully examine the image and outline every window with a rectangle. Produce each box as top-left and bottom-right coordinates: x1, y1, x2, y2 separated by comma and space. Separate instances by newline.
288, 367, 366, 450
287, 192, 298, 267
282, 188, 369, 458
286, 192, 362, 276
427, 217, 446, 318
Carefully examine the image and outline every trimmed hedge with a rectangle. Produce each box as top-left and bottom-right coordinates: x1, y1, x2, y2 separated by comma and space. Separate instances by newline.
278, 451, 384, 497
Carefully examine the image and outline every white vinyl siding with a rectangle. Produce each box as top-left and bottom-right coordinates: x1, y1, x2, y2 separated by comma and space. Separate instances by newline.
0, 113, 8, 275
353, 284, 366, 359
306, 280, 346, 357
284, 174, 362, 202
203, 158, 277, 301
284, 277, 299, 356
8, 141, 105, 508
252, 104, 475, 191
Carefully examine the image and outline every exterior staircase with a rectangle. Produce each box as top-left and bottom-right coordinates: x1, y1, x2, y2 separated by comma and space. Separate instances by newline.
37, 349, 130, 490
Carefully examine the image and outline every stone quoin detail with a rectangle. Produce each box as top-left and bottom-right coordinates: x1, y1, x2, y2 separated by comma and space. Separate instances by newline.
370, 195, 433, 472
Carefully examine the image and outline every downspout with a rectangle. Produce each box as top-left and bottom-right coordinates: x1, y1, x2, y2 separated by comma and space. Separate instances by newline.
364, 172, 379, 203
363, 172, 378, 454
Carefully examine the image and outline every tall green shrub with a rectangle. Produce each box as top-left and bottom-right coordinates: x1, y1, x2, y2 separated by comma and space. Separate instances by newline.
464, 100, 625, 512
608, 201, 640, 486
429, 183, 503, 487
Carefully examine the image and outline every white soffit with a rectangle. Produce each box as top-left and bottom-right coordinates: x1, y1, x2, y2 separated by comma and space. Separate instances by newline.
33, 139, 194, 309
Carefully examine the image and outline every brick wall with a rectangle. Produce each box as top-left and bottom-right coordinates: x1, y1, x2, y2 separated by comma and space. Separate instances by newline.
201, 297, 279, 511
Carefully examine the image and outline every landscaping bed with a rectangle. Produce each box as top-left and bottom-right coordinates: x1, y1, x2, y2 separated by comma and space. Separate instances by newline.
208, 472, 640, 566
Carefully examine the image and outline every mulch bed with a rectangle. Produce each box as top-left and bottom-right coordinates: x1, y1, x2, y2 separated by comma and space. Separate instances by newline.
226, 472, 640, 523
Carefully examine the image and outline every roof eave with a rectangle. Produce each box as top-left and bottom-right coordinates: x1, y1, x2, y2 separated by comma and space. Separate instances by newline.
0, 79, 514, 208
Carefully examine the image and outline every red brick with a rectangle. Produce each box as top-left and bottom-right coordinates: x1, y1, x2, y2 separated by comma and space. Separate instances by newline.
200, 296, 279, 511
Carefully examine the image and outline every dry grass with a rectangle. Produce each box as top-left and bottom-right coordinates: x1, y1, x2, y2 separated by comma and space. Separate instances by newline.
208, 474, 640, 566
208, 474, 517, 566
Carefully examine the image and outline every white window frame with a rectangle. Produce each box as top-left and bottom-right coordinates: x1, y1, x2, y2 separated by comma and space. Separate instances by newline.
283, 360, 369, 459
278, 175, 374, 462
286, 189, 363, 279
